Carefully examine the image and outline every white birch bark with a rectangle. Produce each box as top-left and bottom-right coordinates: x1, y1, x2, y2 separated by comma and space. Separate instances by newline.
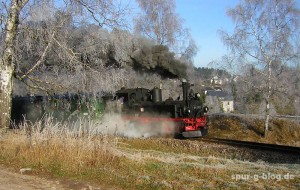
0, 0, 28, 128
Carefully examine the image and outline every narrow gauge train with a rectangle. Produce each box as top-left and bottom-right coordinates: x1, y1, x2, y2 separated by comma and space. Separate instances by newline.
111, 79, 209, 138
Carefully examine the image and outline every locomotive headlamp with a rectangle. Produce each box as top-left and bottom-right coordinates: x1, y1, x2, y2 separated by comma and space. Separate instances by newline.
140, 107, 144, 112
196, 93, 201, 98
203, 106, 209, 113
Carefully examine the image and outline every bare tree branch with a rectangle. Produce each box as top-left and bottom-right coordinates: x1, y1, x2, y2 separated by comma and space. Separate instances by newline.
19, 32, 55, 80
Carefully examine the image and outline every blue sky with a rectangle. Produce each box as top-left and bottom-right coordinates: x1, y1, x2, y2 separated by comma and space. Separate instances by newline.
175, 0, 240, 68
128, 0, 300, 68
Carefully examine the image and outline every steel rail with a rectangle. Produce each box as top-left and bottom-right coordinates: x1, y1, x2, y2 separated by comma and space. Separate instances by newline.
209, 113, 300, 121
197, 137, 300, 155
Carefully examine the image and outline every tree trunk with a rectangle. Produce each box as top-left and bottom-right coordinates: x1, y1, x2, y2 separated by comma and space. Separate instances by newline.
0, 0, 28, 128
0, 66, 14, 128
264, 99, 270, 137
264, 60, 272, 137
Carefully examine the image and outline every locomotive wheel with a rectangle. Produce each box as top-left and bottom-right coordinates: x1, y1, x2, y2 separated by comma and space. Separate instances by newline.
201, 127, 208, 137
194, 109, 208, 137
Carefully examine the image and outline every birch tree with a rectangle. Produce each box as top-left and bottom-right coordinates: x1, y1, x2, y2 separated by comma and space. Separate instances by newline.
220, 0, 300, 136
0, 0, 28, 128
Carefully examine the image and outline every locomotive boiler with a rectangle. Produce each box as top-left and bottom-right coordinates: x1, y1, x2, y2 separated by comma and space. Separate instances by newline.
111, 79, 209, 138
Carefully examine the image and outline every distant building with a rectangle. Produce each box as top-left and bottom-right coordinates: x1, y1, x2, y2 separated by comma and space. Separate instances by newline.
221, 99, 234, 113
205, 90, 234, 113
210, 76, 223, 91
210, 76, 222, 85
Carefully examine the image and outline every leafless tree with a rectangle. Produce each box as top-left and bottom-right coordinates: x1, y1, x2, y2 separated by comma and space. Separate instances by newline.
219, 0, 300, 136
0, 0, 129, 128
134, 0, 184, 47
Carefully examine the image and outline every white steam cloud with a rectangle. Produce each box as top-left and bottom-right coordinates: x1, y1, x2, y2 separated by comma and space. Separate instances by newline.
78, 112, 177, 138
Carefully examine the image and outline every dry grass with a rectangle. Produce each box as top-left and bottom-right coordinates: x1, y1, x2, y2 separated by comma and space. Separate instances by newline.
0, 116, 299, 189
208, 115, 300, 147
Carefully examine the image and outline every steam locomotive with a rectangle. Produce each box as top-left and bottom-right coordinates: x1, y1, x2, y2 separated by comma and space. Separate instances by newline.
11, 79, 208, 138
110, 79, 209, 138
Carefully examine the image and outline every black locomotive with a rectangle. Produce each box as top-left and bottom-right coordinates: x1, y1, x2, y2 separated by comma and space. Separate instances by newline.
111, 79, 209, 138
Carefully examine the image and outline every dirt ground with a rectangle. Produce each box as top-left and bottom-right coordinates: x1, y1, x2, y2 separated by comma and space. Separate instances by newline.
0, 166, 102, 190
0, 166, 63, 190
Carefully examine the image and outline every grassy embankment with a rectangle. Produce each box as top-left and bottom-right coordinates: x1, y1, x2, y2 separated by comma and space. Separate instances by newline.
208, 115, 300, 147
0, 116, 299, 189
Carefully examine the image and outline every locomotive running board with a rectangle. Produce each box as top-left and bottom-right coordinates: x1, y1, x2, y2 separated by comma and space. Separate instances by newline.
182, 130, 202, 138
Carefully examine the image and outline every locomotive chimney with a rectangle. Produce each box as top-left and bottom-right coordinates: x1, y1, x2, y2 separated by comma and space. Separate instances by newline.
181, 79, 193, 105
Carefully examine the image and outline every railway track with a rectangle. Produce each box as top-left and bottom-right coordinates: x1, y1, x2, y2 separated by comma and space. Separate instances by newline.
209, 113, 300, 123
198, 137, 300, 155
